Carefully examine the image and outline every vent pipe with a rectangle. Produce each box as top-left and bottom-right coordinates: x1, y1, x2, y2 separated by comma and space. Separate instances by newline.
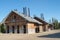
23, 7, 30, 17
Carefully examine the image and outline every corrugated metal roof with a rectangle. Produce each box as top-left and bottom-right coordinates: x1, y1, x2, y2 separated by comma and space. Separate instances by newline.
1, 10, 42, 24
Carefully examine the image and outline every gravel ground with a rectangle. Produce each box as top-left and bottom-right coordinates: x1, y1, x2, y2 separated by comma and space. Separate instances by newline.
0, 29, 60, 40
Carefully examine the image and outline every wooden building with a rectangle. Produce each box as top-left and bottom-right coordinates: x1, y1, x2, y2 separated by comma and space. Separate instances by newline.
1, 9, 53, 34
34, 16, 53, 32
2, 10, 42, 34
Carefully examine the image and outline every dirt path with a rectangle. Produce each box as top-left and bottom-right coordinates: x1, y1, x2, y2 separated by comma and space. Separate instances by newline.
0, 29, 60, 40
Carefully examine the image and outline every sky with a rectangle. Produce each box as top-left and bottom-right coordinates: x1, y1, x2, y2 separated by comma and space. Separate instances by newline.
0, 0, 60, 23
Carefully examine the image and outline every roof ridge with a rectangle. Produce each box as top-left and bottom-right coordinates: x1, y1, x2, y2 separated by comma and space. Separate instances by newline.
1, 10, 42, 24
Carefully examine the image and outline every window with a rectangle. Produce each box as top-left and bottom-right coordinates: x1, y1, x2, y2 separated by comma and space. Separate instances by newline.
11, 15, 16, 22
35, 26, 39, 33
14, 15, 16, 19
12, 19, 15, 22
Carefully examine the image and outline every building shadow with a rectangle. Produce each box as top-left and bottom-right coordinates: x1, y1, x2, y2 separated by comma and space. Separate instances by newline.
37, 32, 60, 38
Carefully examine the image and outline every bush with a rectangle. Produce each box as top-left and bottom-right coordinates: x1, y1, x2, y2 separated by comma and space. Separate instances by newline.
0, 24, 5, 33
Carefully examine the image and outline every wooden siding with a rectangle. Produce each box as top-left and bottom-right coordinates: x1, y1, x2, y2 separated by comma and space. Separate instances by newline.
5, 12, 27, 26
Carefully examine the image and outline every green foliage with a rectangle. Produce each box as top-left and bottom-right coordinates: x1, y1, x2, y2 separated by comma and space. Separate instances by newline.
0, 24, 5, 33
58, 23, 60, 29
52, 18, 60, 29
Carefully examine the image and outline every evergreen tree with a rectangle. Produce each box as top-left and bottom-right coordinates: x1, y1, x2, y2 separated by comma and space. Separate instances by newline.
58, 23, 60, 29
0, 24, 5, 33
52, 18, 59, 29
